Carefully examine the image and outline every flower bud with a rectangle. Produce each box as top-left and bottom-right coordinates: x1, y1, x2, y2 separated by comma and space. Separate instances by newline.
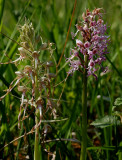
84, 41, 91, 48
46, 61, 54, 67
43, 124, 52, 137
18, 47, 28, 58
24, 65, 32, 73
88, 50, 93, 56
24, 65, 34, 81
41, 77, 48, 82
76, 24, 83, 31
21, 42, 30, 49
36, 98, 44, 106
35, 35, 40, 43
90, 21, 96, 26
15, 71, 24, 79
18, 86, 26, 92
32, 51, 39, 69
76, 39, 84, 48
40, 43, 48, 50
49, 43, 56, 50
71, 49, 79, 57
48, 73, 56, 78
18, 47, 27, 54
32, 51, 39, 58
36, 98, 44, 117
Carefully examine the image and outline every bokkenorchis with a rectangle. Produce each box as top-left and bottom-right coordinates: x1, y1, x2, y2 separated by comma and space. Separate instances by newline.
0, 21, 56, 159
67, 8, 110, 78
0, 21, 56, 124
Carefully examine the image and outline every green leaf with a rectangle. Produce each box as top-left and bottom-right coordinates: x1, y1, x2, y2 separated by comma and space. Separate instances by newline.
87, 146, 116, 151
91, 115, 121, 128
40, 13, 52, 40
117, 142, 122, 160
114, 97, 122, 106
0, 0, 5, 30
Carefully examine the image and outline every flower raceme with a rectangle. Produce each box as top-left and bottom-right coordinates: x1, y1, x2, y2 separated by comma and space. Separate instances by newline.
0, 21, 57, 160
0, 21, 56, 129
68, 8, 110, 79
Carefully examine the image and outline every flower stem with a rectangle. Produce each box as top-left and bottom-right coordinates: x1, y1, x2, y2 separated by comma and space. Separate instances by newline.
34, 60, 41, 160
80, 55, 88, 160
34, 107, 41, 160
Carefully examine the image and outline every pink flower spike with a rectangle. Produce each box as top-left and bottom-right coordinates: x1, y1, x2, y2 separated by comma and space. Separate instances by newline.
67, 8, 110, 79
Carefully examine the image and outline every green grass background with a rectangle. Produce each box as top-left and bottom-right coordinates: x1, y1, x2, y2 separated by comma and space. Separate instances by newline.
0, 0, 122, 159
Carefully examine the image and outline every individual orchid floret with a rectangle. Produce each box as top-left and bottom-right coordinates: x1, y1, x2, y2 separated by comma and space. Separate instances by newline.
84, 41, 91, 48
76, 39, 84, 48
32, 51, 39, 69
18, 86, 27, 107
15, 71, 24, 79
24, 65, 33, 80
46, 61, 54, 67
36, 98, 43, 118
67, 8, 110, 79
40, 43, 48, 50
68, 60, 82, 74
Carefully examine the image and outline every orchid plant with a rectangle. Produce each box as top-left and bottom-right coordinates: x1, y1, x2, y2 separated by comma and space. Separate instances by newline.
67, 8, 110, 160
0, 20, 56, 160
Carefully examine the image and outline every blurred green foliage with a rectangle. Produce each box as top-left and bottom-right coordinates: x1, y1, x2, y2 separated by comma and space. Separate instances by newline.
0, 0, 122, 159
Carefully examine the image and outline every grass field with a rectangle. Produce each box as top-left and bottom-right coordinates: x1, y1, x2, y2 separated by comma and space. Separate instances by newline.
0, 0, 122, 159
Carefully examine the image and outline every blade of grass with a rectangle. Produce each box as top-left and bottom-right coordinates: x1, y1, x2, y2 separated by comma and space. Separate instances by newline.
0, 0, 5, 31
106, 55, 121, 76
0, 0, 31, 62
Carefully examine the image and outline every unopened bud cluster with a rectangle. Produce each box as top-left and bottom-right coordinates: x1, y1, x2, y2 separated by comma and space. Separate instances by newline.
67, 8, 110, 79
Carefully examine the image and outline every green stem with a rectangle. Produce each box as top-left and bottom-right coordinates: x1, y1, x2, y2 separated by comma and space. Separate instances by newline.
34, 59, 41, 160
80, 55, 88, 160
34, 107, 41, 160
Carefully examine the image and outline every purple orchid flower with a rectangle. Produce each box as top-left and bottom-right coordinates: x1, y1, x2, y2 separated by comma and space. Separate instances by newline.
67, 8, 110, 79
